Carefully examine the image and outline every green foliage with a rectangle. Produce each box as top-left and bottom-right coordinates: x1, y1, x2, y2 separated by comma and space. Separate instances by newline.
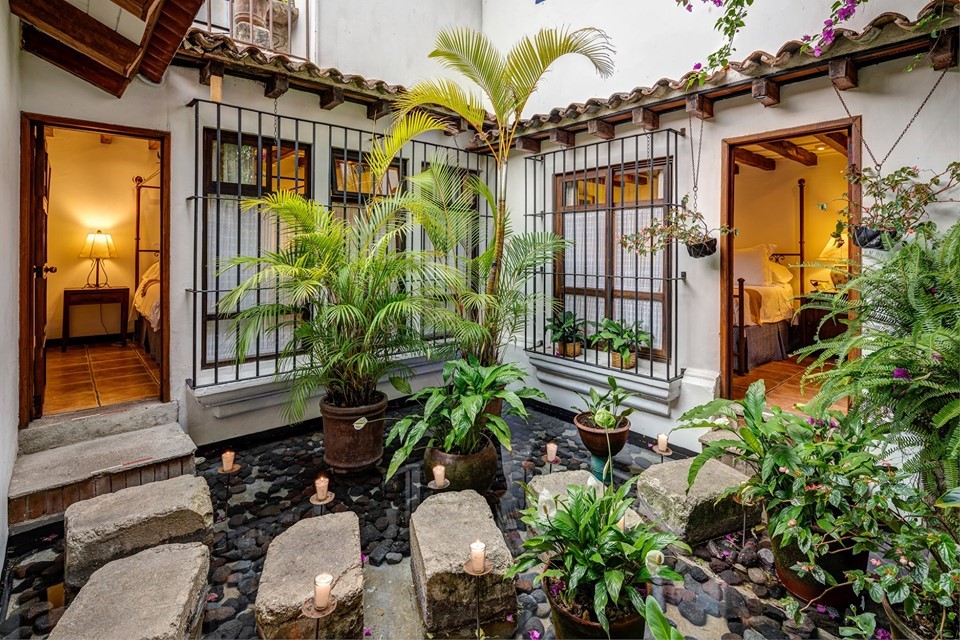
506, 478, 688, 636
838, 612, 876, 639
620, 194, 736, 255
385, 357, 545, 479
574, 376, 635, 430
546, 311, 586, 346
588, 318, 651, 361
644, 596, 685, 640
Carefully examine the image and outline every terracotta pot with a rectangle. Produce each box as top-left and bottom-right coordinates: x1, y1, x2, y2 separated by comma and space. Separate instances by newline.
610, 351, 636, 370
686, 238, 717, 258
233, 0, 272, 27
574, 413, 630, 458
423, 436, 499, 492
770, 534, 867, 609
559, 342, 582, 358
851, 224, 899, 250
881, 596, 924, 640
545, 577, 645, 640
320, 392, 387, 473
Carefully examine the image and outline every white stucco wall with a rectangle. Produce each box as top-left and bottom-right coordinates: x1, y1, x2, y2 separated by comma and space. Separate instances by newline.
0, 2, 20, 566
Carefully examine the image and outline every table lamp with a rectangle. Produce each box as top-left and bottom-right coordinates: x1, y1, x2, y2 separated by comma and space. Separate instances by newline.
815, 237, 847, 290
79, 230, 118, 288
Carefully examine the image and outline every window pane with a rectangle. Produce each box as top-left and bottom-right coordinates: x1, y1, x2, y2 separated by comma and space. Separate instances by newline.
614, 206, 664, 294
334, 158, 400, 196
215, 141, 258, 185
612, 167, 662, 204
563, 175, 606, 207
562, 211, 605, 290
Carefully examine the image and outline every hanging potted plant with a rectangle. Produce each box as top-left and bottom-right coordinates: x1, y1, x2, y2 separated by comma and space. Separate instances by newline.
588, 318, 650, 370
573, 376, 635, 458
824, 163, 959, 250
546, 311, 586, 358
506, 478, 688, 639
385, 357, 545, 492
620, 195, 736, 259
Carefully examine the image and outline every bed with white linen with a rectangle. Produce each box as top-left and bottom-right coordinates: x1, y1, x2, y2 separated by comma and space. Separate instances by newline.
133, 261, 162, 362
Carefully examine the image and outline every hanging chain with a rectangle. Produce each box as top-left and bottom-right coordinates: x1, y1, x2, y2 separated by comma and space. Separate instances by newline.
273, 97, 280, 143
688, 113, 705, 212
833, 67, 948, 172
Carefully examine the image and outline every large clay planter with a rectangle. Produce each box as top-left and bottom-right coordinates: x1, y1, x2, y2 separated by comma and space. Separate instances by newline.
770, 534, 867, 609
545, 577, 645, 640
882, 597, 924, 640
320, 392, 387, 473
423, 436, 498, 492
574, 413, 630, 458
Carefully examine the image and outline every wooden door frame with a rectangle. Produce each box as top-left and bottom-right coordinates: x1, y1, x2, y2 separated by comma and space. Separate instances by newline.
719, 116, 862, 399
19, 113, 172, 428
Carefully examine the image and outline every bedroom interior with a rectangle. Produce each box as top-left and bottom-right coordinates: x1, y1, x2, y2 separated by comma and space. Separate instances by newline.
727, 128, 851, 409
40, 127, 163, 416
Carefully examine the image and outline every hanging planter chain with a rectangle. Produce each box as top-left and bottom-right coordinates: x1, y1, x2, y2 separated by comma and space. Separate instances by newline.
687, 112, 705, 213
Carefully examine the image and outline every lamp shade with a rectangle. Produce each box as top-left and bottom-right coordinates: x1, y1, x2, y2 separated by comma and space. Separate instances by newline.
78, 230, 118, 260
817, 237, 844, 262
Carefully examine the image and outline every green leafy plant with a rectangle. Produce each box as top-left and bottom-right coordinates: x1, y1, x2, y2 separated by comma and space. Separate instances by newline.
620, 195, 736, 255
644, 596, 685, 640
546, 311, 586, 346
588, 318, 651, 361
574, 376, 635, 430
506, 478, 688, 636
385, 357, 545, 479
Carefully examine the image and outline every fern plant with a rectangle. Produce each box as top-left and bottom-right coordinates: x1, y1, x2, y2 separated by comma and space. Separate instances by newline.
798, 221, 960, 498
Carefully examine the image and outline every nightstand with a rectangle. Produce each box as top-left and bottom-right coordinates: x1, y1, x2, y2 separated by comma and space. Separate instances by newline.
799, 293, 847, 347
62, 287, 130, 351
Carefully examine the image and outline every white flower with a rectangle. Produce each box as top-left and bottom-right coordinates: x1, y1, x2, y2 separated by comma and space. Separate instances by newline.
586, 475, 603, 496
537, 489, 557, 519
645, 550, 665, 577
353, 417, 368, 431
712, 416, 730, 427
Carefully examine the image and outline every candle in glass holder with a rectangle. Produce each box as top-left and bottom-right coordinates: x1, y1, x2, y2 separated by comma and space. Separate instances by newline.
221, 450, 235, 471
314, 475, 329, 501
470, 540, 486, 573
546, 441, 558, 462
314, 573, 333, 610
432, 464, 446, 487
657, 433, 669, 452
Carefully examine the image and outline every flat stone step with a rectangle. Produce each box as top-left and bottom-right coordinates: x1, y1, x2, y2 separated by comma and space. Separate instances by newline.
7, 423, 196, 533
50, 543, 209, 640
21, 401, 179, 455
64, 475, 213, 596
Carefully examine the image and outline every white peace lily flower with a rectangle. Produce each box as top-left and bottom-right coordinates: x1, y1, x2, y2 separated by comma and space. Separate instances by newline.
713, 416, 731, 427
537, 489, 557, 519
353, 416, 368, 431
645, 550, 665, 577
586, 475, 603, 496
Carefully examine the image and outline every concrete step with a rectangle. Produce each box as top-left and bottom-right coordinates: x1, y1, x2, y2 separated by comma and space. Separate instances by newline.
20, 400, 179, 455
8, 423, 196, 534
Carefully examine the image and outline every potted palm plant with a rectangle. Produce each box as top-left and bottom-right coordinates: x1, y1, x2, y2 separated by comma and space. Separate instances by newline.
573, 376, 635, 458
620, 195, 736, 259
588, 318, 650, 369
220, 186, 452, 473
385, 357, 545, 491
546, 311, 586, 357
506, 478, 687, 639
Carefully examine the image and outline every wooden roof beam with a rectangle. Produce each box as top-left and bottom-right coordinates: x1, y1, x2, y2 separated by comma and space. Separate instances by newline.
759, 140, 817, 166
685, 94, 714, 120
100, 134, 113, 144
367, 100, 392, 121
199, 60, 224, 103
814, 132, 848, 155
632, 108, 659, 132
829, 58, 858, 90
549, 129, 575, 148
587, 119, 615, 140
751, 79, 780, 107
931, 29, 958, 70
319, 87, 344, 110
11, 0, 140, 76
516, 137, 541, 153
110, 0, 153, 20
264, 73, 289, 99
20, 25, 128, 97
148, 140, 160, 150
734, 148, 776, 171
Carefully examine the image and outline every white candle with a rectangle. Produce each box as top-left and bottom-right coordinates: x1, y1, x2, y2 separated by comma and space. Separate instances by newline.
221, 450, 235, 470
470, 540, 486, 573
432, 464, 446, 486
314, 475, 329, 501
657, 433, 669, 452
546, 441, 558, 462
314, 573, 333, 610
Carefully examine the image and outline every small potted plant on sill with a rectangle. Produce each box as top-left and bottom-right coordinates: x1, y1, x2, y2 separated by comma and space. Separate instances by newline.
546, 311, 586, 358
588, 318, 651, 370
385, 357, 545, 492
620, 195, 736, 259
573, 376, 635, 459
824, 162, 960, 250
506, 478, 688, 639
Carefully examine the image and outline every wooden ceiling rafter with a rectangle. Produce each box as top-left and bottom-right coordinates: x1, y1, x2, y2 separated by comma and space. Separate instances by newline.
758, 139, 818, 166
734, 148, 776, 171
814, 131, 849, 155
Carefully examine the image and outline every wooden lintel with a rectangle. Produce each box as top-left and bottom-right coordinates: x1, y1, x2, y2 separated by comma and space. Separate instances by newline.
751, 79, 780, 107
931, 29, 958, 70
733, 148, 775, 171
814, 132, 848, 156
516, 137, 541, 153
264, 73, 289, 99
21, 25, 128, 97
631, 108, 659, 131
366, 100, 391, 121
549, 129, 575, 148
685, 94, 714, 120
199, 60, 225, 86
829, 58, 858, 90
319, 87, 345, 110
444, 117, 469, 136
586, 119, 615, 140
11, 0, 140, 76
110, 0, 152, 20
758, 140, 817, 166
100, 134, 113, 144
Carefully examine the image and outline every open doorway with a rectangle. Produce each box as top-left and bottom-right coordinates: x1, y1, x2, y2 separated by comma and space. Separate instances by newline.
719, 118, 862, 406
19, 115, 170, 427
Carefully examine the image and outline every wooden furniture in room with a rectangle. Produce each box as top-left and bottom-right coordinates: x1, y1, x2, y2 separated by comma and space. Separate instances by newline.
61, 287, 129, 351
800, 293, 847, 346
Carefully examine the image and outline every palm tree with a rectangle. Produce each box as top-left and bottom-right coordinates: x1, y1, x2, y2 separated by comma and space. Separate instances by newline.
370, 26, 615, 365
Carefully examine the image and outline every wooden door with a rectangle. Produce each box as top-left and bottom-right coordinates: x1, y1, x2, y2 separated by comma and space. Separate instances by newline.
30, 123, 53, 419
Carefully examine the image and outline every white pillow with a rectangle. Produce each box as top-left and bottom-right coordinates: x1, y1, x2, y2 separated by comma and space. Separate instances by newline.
769, 262, 793, 284
734, 244, 774, 285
